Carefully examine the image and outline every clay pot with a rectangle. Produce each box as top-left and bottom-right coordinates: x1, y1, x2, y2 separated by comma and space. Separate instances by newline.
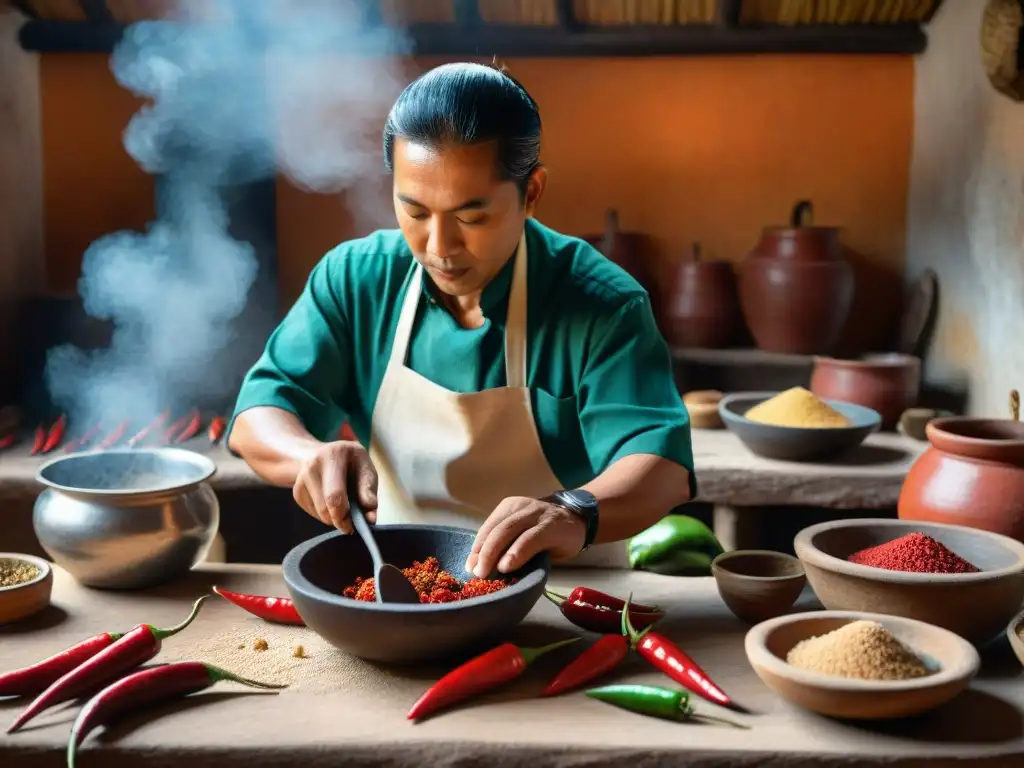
583, 209, 657, 303
664, 242, 742, 349
809, 353, 921, 430
899, 417, 1024, 544
738, 200, 854, 354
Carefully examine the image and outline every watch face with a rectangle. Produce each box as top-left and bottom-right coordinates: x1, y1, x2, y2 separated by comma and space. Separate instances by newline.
561, 489, 597, 509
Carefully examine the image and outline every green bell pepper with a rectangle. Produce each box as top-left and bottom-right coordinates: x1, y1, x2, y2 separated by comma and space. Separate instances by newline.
627, 514, 724, 576
586, 684, 693, 722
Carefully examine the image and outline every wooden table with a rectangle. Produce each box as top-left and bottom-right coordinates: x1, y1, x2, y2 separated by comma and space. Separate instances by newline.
1, 564, 1021, 767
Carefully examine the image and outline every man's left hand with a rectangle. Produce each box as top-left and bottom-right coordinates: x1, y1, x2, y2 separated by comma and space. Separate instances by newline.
466, 496, 586, 578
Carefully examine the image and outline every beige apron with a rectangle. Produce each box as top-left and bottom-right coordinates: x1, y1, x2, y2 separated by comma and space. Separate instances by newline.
367, 232, 628, 568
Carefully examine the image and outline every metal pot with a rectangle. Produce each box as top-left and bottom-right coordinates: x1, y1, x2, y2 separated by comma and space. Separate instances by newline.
33, 448, 219, 590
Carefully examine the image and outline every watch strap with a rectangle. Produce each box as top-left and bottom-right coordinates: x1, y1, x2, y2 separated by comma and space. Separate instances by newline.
546, 490, 599, 552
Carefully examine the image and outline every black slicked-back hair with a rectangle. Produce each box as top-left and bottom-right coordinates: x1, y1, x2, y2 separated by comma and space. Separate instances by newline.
383, 61, 542, 196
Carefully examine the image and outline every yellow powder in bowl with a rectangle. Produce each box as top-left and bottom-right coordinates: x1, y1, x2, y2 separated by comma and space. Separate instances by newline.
786, 620, 931, 681
744, 387, 852, 428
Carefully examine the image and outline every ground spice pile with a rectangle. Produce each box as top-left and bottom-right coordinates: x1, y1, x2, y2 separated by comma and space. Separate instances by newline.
786, 620, 931, 681
0, 559, 40, 588
343, 556, 513, 603
847, 532, 980, 574
744, 387, 852, 428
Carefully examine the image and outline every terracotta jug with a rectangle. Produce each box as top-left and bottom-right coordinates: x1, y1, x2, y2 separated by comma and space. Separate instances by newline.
898, 390, 1024, 543
583, 209, 657, 304
810, 353, 921, 430
664, 242, 742, 349
737, 200, 854, 354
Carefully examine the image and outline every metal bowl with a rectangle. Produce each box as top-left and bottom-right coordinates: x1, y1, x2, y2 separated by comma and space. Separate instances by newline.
719, 391, 881, 462
33, 448, 219, 590
283, 526, 550, 664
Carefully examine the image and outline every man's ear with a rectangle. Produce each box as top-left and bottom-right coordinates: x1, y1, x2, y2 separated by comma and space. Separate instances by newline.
523, 165, 547, 218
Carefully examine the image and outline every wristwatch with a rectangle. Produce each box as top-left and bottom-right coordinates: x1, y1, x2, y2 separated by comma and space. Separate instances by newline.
545, 489, 599, 552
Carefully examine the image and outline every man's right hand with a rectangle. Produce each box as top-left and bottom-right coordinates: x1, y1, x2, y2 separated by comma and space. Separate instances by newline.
293, 441, 378, 534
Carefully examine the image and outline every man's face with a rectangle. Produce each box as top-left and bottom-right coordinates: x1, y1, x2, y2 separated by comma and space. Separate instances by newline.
392, 139, 546, 297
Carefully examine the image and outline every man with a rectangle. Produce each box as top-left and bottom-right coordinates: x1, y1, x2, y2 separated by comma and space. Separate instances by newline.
228, 61, 695, 576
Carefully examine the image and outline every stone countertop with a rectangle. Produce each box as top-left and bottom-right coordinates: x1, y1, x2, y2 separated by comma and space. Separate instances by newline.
1, 565, 1021, 768
0, 430, 927, 508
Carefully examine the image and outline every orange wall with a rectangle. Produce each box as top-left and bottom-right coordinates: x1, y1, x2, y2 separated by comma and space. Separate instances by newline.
41, 53, 914, 350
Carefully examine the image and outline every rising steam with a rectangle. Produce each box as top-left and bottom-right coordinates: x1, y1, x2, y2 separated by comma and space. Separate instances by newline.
44, 0, 410, 431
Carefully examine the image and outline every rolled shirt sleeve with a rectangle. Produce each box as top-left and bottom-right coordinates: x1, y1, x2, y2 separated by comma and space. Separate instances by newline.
228, 256, 350, 444
576, 294, 697, 500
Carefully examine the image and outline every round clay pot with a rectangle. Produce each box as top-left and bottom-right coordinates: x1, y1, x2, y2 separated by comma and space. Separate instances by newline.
583, 209, 656, 301
664, 242, 742, 349
898, 418, 1024, 544
738, 200, 854, 354
809, 353, 921, 430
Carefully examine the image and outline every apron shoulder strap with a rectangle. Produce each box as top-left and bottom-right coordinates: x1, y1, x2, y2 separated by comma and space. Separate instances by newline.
388, 264, 423, 367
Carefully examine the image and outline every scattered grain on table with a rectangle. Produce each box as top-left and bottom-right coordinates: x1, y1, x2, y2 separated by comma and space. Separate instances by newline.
293, 644, 306, 658
162, 622, 384, 693
253, 637, 269, 651
786, 620, 930, 681
0, 559, 40, 588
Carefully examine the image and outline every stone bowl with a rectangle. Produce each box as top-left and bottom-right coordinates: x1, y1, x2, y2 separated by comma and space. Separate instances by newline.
711, 550, 806, 624
282, 526, 550, 664
0, 553, 53, 625
793, 518, 1024, 645
745, 610, 980, 720
718, 392, 881, 462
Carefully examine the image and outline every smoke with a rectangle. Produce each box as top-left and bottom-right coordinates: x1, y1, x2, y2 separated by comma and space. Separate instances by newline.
44, 0, 410, 431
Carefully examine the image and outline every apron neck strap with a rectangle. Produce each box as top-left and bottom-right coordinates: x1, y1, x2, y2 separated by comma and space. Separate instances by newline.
389, 231, 529, 389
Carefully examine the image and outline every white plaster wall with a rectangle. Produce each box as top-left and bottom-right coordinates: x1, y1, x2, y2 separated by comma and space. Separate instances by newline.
906, 0, 1024, 417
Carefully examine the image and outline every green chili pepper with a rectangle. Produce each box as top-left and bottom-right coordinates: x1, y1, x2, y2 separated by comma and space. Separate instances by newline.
627, 515, 724, 576
586, 684, 693, 721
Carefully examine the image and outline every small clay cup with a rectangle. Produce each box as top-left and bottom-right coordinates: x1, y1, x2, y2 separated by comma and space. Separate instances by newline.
1008, 609, 1024, 671
711, 550, 807, 624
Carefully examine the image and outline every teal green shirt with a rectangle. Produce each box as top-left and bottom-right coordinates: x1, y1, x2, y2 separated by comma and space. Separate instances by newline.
231, 218, 695, 496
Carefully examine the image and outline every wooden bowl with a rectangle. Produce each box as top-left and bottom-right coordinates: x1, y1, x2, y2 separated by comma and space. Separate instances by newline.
794, 518, 1024, 645
683, 390, 725, 430
0, 554, 53, 625
1008, 610, 1024, 671
718, 392, 881, 461
745, 610, 980, 720
711, 550, 806, 624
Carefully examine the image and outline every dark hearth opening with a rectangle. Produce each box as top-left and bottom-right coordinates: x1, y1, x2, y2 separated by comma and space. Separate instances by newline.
15, 175, 279, 447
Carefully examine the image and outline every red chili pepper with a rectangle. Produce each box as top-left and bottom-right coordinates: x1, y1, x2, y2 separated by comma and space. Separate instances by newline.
6, 595, 209, 733
0, 432, 15, 450
621, 594, 745, 713
0, 632, 124, 698
30, 425, 46, 455
544, 588, 663, 634
67, 661, 285, 767
212, 586, 304, 625
541, 634, 629, 697
407, 638, 578, 721
207, 415, 227, 444
174, 409, 201, 443
125, 409, 170, 447
64, 423, 100, 453
40, 414, 67, 454
96, 418, 130, 450
159, 412, 191, 444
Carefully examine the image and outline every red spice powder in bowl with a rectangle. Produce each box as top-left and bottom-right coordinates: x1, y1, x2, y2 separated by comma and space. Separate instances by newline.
846, 533, 980, 574
343, 557, 515, 604
793, 519, 1024, 645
